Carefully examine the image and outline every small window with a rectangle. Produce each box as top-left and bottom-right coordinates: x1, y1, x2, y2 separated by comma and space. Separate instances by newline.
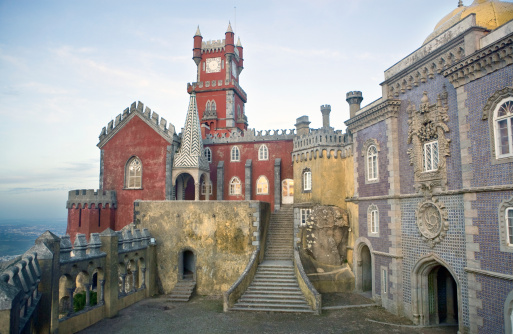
126, 157, 142, 189
204, 147, 212, 163
211, 100, 216, 112
368, 204, 379, 236
494, 99, 513, 158
423, 140, 439, 172
507, 208, 513, 246
302, 169, 312, 192
231, 146, 240, 162
256, 176, 269, 195
382, 268, 387, 294
229, 177, 242, 195
300, 208, 312, 226
201, 180, 212, 195
206, 101, 211, 112
367, 145, 378, 181
258, 144, 269, 161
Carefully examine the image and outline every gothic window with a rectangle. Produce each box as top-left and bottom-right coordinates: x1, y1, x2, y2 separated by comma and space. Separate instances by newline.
258, 144, 268, 161
423, 140, 439, 172
498, 196, 513, 253
211, 100, 216, 112
229, 177, 242, 195
206, 101, 211, 112
204, 147, 212, 163
300, 208, 311, 226
506, 208, 513, 246
494, 98, 513, 159
256, 176, 269, 195
368, 204, 379, 236
201, 180, 212, 195
126, 157, 142, 189
367, 145, 378, 181
231, 146, 240, 162
302, 168, 312, 192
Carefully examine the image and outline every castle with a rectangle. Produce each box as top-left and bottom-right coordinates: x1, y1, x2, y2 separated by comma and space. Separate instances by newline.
2, 1, 513, 333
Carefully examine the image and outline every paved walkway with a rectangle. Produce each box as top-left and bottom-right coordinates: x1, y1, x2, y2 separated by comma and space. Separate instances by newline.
78, 294, 458, 334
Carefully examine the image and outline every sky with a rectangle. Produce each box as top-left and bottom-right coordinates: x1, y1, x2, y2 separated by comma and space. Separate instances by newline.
0, 0, 496, 220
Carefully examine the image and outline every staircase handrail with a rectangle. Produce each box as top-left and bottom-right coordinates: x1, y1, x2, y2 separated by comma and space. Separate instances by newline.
223, 247, 260, 311
293, 246, 322, 315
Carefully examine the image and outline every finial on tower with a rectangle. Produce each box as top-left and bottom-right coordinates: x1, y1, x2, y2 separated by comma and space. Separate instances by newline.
195, 26, 202, 36
458, 0, 464, 7
236, 37, 242, 47
226, 21, 233, 33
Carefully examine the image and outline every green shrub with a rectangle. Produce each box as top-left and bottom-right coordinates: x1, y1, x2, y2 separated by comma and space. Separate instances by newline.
73, 290, 98, 312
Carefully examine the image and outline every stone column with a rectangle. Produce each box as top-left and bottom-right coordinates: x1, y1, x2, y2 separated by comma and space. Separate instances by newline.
120, 274, 127, 295
217, 161, 224, 200
99, 279, 105, 304
274, 159, 282, 211
245, 159, 252, 200
100, 228, 119, 318
205, 175, 210, 201
131, 270, 137, 292
85, 283, 91, 307
194, 182, 200, 201
140, 268, 147, 289
67, 287, 75, 315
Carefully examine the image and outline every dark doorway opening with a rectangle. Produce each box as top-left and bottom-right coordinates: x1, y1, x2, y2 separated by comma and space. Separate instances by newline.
361, 245, 372, 292
183, 250, 195, 280
429, 266, 458, 325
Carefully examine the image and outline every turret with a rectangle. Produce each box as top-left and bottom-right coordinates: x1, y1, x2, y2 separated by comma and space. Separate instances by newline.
295, 116, 311, 136
193, 26, 202, 66
346, 91, 363, 118
320, 105, 331, 128
225, 22, 235, 82
237, 37, 244, 74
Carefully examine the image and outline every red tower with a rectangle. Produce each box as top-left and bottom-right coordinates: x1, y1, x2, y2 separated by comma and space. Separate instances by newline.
187, 23, 247, 138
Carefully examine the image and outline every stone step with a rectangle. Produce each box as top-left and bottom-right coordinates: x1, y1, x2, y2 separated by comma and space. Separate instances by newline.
231, 303, 312, 310
238, 297, 308, 304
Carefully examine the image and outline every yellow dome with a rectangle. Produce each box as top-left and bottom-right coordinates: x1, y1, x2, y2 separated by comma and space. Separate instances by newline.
424, 0, 513, 45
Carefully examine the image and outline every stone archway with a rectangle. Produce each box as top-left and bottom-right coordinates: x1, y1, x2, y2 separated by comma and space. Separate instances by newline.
179, 249, 196, 281
354, 238, 374, 297
411, 254, 461, 330
172, 170, 210, 201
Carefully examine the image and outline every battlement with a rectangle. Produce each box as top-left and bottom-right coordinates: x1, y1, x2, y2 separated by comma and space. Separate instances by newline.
203, 128, 295, 144
66, 189, 117, 209
202, 39, 225, 52
320, 104, 331, 112
293, 127, 352, 152
187, 79, 247, 101
346, 91, 363, 100
98, 101, 175, 145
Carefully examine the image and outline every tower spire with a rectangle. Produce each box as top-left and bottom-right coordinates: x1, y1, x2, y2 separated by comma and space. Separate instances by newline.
226, 21, 233, 33
195, 25, 202, 36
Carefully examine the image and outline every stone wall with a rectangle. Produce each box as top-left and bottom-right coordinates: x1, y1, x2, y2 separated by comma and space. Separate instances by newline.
134, 200, 269, 295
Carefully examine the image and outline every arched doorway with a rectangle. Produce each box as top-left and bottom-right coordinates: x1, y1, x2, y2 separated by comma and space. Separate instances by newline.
175, 173, 195, 200
282, 179, 294, 204
180, 250, 195, 280
361, 245, 372, 293
412, 255, 461, 328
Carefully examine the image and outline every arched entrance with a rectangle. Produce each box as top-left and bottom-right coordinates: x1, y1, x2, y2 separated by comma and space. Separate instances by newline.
180, 250, 195, 280
175, 173, 195, 200
354, 239, 374, 296
282, 179, 294, 204
412, 254, 461, 328
361, 245, 372, 293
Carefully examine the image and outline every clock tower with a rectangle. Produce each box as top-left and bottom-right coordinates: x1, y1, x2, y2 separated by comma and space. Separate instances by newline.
188, 23, 247, 138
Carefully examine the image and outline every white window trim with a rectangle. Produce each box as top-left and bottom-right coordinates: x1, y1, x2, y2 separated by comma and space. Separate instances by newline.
229, 177, 242, 195
201, 180, 212, 195
231, 146, 240, 162
382, 267, 388, 294
204, 147, 212, 163
125, 157, 142, 189
258, 144, 269, 161
303, 170, 312, 192
506, 208, 513, 247
300, 208, 312, 226
423, 140, 439, 172
498, 197, 513, 253
256, 176, 269, 195
368, 204, 379, 237
494, 98, 513, 159
367, 145, 378, 182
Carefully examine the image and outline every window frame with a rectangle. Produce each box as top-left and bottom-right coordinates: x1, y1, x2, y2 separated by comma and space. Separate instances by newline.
229, 177, 242, 195
302, 168, 312, 192
367, 204, 379, 237
498, 196, 513, 253
367, 145, 378, 182
230, 146, 240, 162
204, 147, 212, 163
493, 98, 513, 159
258, 144, 269, 161
300, 208, 312, 226
256, 175, 269, 195
201, 180, 213, 195
125, 156, 142, 189
423, 140, 439, 172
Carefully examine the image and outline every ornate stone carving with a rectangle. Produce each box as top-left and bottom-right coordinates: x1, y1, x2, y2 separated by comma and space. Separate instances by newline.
407, 88, 451, 193
415, 197, 449, 247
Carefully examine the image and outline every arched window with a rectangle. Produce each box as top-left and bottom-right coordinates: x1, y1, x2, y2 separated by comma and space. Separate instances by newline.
367, 145, 378, 181
368, 204, 379, 236
126, 157, 142, 189
231, 146, 240, 162
258, 144, 268, 161
256, 176, 269, 195
494, 98, 513, 159
204, 147, 212, 163
229, 177, 242, 195
302, 168, 311, 192
211, 100, 216, 112
206, 101, 211, 112
201, 180, 212, 195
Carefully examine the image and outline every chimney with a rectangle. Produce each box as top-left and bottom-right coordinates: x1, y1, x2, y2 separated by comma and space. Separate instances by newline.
346, 91, 363, 118
295, 116, 311, 136
320, 105, 331, 128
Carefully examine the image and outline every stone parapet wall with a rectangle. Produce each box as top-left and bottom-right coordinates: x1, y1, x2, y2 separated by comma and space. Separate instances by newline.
66, 189, 117, 209
204, 128, 295, 144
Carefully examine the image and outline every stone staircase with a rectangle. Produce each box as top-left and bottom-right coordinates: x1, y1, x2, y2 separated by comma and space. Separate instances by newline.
167, 279, 196, 302
231, 205, 314, 313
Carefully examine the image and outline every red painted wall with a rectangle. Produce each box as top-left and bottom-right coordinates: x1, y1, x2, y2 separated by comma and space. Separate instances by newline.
66, 204, 115, 243
102, 116, 170, 230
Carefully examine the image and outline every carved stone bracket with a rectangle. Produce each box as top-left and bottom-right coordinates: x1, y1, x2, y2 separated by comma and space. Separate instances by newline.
407, 89, 451, 193
415, 197, 449, 248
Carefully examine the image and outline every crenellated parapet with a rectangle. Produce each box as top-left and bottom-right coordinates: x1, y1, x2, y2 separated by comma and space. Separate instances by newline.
187, 79, 247, 101
203, 128, 295, 144
292, 128, 353, 162
201, 39, 225, 53
66, 189, 117, 209
97, 101, 177, 148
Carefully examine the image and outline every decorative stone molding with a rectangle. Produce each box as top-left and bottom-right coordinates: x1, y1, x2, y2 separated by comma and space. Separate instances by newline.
445, 35, 513, 89
482, 87, 513, 164
203, 128, 295, 144
415, 197, 449, 248
361, 138, 380, 184
345, 99, 401, 133
407, 89, 451, 193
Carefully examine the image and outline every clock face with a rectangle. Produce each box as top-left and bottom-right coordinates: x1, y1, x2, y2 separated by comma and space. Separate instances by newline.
206, 57, 221, 73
